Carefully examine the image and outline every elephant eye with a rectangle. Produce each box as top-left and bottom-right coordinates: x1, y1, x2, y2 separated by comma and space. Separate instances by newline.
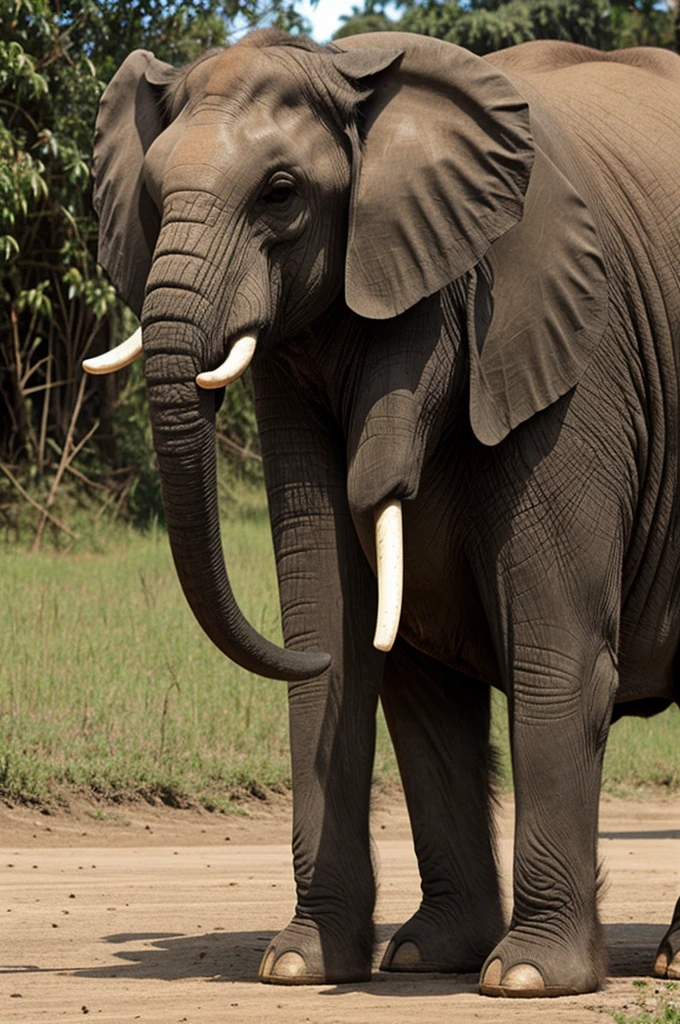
260, 172, 297, 206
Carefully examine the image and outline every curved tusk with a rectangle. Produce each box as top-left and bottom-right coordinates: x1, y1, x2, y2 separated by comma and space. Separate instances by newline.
196, 335, 257, 389
82, 327, 142, 375
373, 498, 403, 652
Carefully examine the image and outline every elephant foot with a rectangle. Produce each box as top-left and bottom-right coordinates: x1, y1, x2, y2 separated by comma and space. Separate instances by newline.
380, 901, 504, 974
479, 930, 603, 998
654, 898, 680, 980
259, 918, 372, 986
654, 948, 680, 980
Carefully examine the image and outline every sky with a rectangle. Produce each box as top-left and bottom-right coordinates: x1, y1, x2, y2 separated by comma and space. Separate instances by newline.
295, 0, 364, 42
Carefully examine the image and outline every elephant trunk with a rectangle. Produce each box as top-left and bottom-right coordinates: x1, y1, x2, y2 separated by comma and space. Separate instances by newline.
142, 320, 330, 682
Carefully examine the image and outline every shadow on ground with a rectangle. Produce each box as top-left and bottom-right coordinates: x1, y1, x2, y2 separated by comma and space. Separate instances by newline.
64, 922, 667, 990
605, 923, 666, 976
600, 831, 680, 840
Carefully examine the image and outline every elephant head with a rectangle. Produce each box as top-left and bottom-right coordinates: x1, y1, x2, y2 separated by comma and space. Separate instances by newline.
85, 30, 606, 680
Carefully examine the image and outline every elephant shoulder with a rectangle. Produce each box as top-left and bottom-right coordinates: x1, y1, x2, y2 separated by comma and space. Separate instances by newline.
603, 46, 680, 84
485, 40, 607, 77
487, 39, 680, 86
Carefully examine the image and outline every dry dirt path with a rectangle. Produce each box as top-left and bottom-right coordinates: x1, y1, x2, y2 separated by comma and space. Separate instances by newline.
1, 790, 679, 1024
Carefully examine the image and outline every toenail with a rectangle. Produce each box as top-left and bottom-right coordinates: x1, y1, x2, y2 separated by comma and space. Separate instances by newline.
501, 963, 545, 991
259, 949, 276, 978
668, 953, 680, 980
482, 958, 503, 986
272, 951, 307, 978
389, 941, 422, 969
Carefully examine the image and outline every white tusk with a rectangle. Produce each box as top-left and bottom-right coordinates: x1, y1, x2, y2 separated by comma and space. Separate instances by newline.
82, 327, 142, 375
373, 498, 403, 652
196, 335, 257, 389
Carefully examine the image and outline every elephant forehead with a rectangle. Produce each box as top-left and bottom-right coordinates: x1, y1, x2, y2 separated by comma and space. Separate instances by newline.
163, 98, 343, 192
233, 98, 342, 166
203, 47, 304, 110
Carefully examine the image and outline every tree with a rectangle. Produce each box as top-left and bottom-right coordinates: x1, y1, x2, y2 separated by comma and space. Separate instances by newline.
335, 0, 676, 54
335, 0, 396, 38
0, 0, 304, 534
609, 0, 675, 49
444, 0, 613, 53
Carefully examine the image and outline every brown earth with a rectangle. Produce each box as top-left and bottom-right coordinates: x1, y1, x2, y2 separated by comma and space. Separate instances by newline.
1, 787, 679, 1023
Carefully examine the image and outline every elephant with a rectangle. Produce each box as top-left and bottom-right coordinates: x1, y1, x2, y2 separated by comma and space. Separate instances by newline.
83, 28, 680, 997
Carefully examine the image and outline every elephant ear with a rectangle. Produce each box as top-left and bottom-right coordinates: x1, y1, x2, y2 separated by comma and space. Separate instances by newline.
92, 50, 175, 316
333, 33, 535, 320
467, 147, 608, 446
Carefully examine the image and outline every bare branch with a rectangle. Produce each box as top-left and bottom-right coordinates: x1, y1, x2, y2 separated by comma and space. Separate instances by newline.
30, 374, 90, 553
217, 430, 262, 463
0, 462, 77, 540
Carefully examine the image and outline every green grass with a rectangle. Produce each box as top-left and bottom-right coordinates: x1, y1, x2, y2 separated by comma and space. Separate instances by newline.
604, 708, 680, 795
491, 690, 680, 798
0, 481, 399, 808
1, 481, 680, 809
614, 982, 680, 1024
1, 484, 295, 808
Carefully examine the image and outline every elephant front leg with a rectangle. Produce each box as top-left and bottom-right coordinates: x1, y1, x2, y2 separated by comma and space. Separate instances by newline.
480, 642, 617, 997
255, 362, 384, 985
379, 638, 504, 973
260, 647, 381, 985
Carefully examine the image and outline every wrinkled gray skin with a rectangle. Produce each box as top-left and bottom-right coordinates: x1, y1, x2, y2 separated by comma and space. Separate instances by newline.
91, 29, 680, 996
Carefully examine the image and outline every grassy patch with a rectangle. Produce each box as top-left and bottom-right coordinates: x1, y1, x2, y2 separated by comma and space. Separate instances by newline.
604, 709, 680, 795
490, 692, 680, 798
613, 981, 680, 1024
1, 484, 300, 809
2, 482, 680, 809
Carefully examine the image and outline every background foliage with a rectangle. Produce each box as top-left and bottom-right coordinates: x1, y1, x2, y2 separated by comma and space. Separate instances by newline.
336, 0, 677, 51
0, 0, 297, 541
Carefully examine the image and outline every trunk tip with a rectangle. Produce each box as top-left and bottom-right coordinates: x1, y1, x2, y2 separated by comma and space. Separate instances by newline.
280, 649, 331, 681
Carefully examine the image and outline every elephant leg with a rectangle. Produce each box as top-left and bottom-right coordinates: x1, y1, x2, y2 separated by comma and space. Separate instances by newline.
655, 898, 680, 979
259, 662, 380, 985
480, 642, 617, 997
254, 359, 383, 985
380, 638, 504, 973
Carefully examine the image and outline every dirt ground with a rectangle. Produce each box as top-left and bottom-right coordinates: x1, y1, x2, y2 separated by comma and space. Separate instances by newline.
2, 788, 679, 1023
